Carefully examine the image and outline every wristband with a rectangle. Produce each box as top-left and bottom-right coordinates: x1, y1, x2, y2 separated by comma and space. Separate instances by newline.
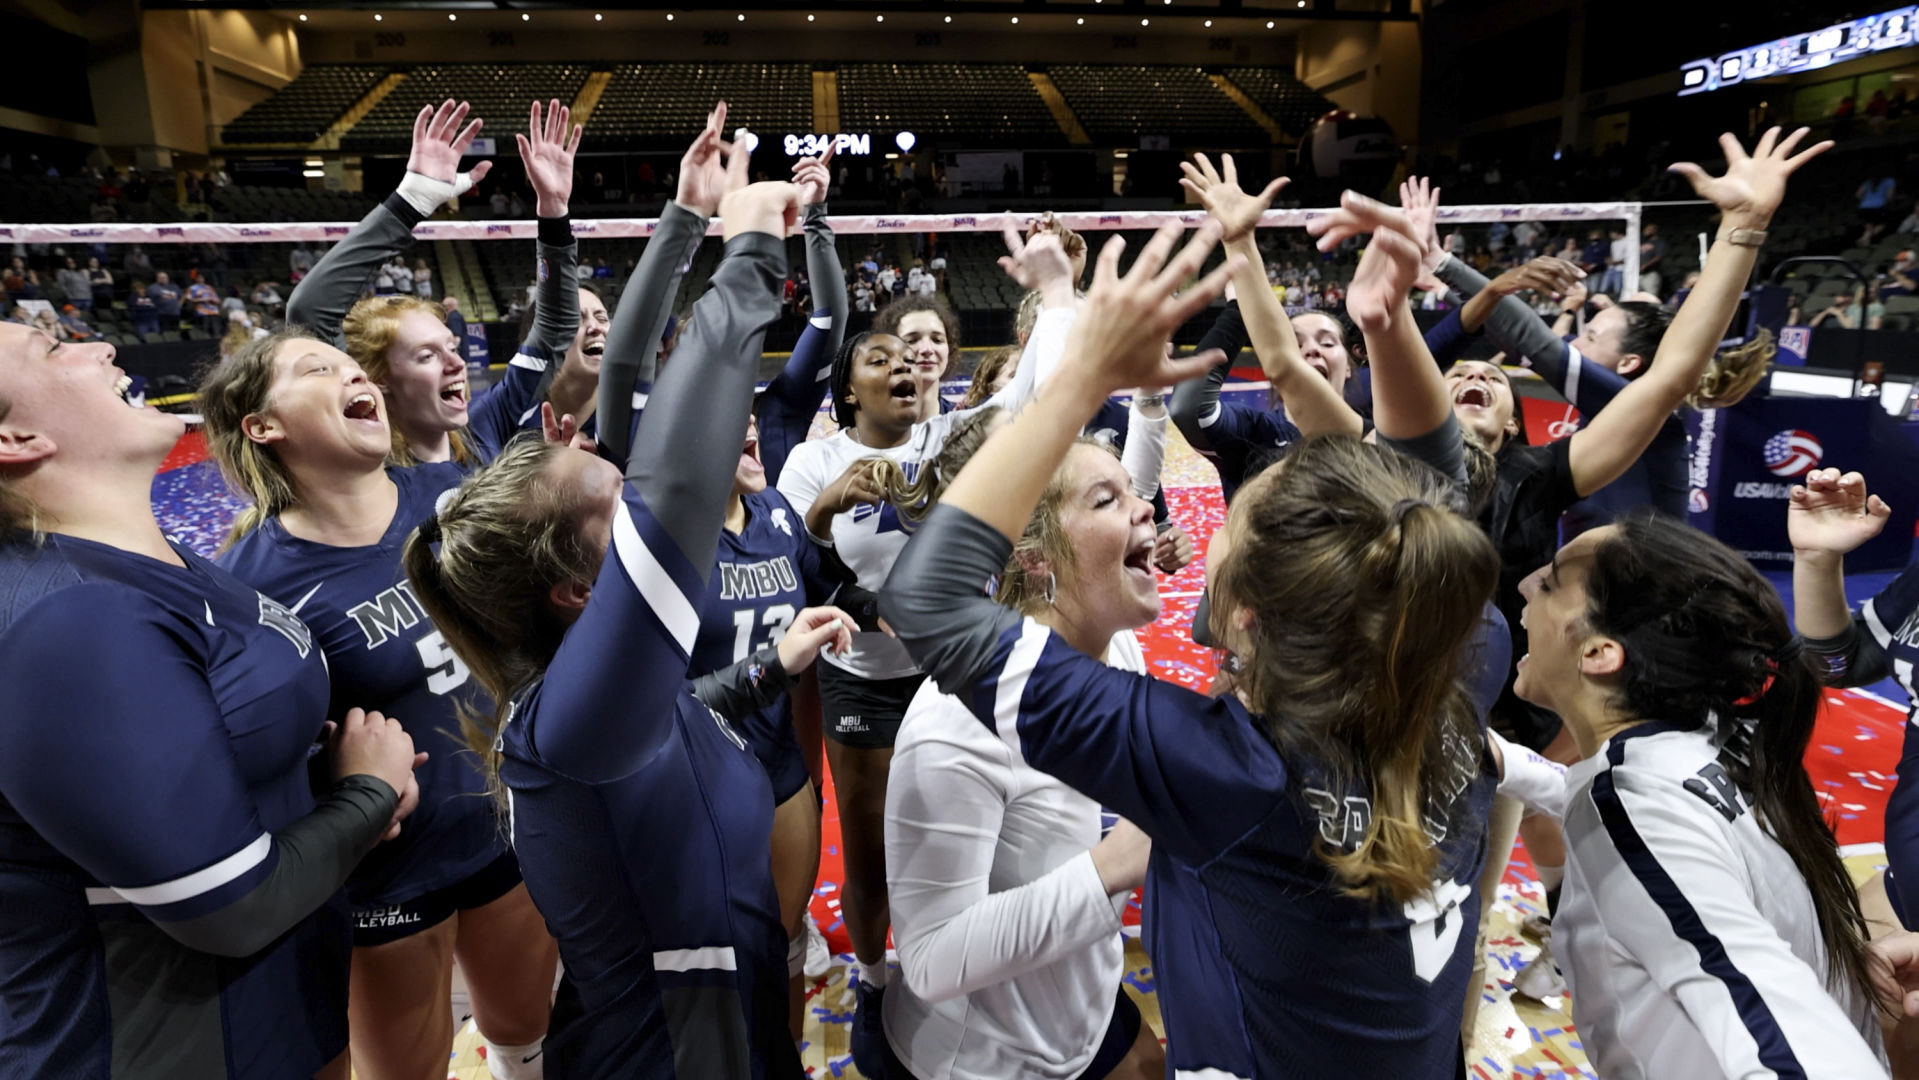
1716, 227, 1767, 248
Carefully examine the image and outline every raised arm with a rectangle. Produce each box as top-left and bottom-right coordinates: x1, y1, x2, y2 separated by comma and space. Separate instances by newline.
287, 101, 490, 346
471, 101, 582, 457
1790, 468, 1898, 687
758, 147, 842, 483
0, 588, 413, 958
1567, 129, 1830, 498
1182, 153, 1360, 438
1121, 389, 1168, 500
1167, 298, 1248, 453
596, 103, 732, 468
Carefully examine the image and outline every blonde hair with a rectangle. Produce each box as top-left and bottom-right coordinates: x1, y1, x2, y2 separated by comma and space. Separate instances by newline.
1688, 327, 1776, 410
1209, 435, 1499, 905
219, 320, 253, 360
961, 347, 1020, 409
870, 406, 1102, 616
0, 390, 45, 539
402, 439, 597, 811
342, 294, 474, 466
198, 328, 313, 549
1015, 290, 1045, 346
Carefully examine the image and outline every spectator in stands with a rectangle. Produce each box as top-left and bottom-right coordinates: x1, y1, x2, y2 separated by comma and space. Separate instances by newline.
1637, 222, 1665, 295
1898, 206, 1919, 235
413, 258, 433, 300
250, 280, 283, 316
88, 195, 116, 223
573, 259, 594, 283
289, 241, 315, 281
186, 274, 221, 336
1599, 226, 1629, 297
128, 279, 159, 338
122, 245, 153, 282
390, 258, 415, 297
1883, 252, 1918, 298
4, 257, 38, 301
57, 305, 95, 341
33, 308, 67, 342
1514, 220, 1542, 259
56, 258, 91, 312
914, 268, 936, 298
592, 258, 611, 280
86, 258, 113, 308
442, 294, 468, 350
508, 190, 526, 218
372, 261, 397, 297
489, 188, 509, 216
5, 306, 27, 326
220, 286, 248, 326
217, 318, 251, 359
1858, 170, 1898, 245
1869, 88, 1892, 135
854, 280, 876, 312
196, 242, 228, 289
905, 260, 927, 296
876, 262, 897, 297
148, 271, 182, 327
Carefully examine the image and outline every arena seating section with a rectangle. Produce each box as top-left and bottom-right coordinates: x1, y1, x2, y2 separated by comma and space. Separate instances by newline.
341, 63, 594, 154
222, 65, 390, 145
837, 64, 1064, 148
1047, 65, 1265, 146
1220, 67, 1336, 136
588, 63, 813, 151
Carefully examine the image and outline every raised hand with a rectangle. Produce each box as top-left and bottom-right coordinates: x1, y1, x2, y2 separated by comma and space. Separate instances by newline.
1788, 468, 1890, 558
539, 401, 594, 452
1398, 176, 1446, 272
516, 99, 583, 218
1065, 220, 1240, 395
407, 99, 492, 190
792, 140, 835, 206
776, 605, 857, 673
1669, 127, 1833, 228
998, 222, 1075, 293
1179, 153, 1288, 243
1344, 224, 1426, 334
718, 179, 803, 242
676, 103, 735, 217
1489, 256, 1586, 301
1306, 188, 1420, 252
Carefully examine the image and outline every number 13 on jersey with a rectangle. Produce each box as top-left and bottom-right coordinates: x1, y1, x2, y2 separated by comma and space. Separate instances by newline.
732, 604, 797, 662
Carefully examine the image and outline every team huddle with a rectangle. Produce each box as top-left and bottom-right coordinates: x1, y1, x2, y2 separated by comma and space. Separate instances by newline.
6, 91, 1919, 1080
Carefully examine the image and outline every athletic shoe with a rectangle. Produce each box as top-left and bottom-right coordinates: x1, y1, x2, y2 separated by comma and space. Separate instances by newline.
804, 913, 831, 980
849, 979, 888, 1079
1513, 940, 1566, 1000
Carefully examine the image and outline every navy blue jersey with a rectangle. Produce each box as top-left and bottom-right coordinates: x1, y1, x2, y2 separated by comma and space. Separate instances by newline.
1194, 400, 1305, 503
757, 318, 835, 485
500, 482, 796, 1079
690, 489, 840, 800
0, 533, 346, 1078
472, 346, 559, 464
1854, 566, 1919, 925
220, 463, 505, 913
1527, 342, 1688, 539
945, 602, 1507, 1078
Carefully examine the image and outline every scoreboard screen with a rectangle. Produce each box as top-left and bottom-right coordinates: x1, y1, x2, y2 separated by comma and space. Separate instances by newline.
1679, 6, 1914, 96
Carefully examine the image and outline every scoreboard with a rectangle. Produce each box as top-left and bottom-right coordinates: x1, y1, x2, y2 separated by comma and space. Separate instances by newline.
1679, 6, 1915, 96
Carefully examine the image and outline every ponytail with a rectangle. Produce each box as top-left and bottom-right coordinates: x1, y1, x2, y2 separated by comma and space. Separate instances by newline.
1211, 436, 1498, 904
1688, 327, 1776, 410
1585, 512, 1876, 1013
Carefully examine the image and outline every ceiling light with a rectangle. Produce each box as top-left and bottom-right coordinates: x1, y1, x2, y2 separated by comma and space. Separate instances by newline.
1077, 17, 1085, 23
594, 12, 603, 20
1205, 18, 1213, 25
944, 14, 952, 22
807, 13, 815, 20
1269, 19, 1277, 26
302, 169, 325, 178
875, 14, 883, 21
447, 13, 456, 20
372, 13, 381, 21
666, 13, 674, 20
521, 12, 529, 20
1141, 17, 1150, 25
298, 12, 307, 20
1010, 15, 1018, 23
737, 13, 745, 21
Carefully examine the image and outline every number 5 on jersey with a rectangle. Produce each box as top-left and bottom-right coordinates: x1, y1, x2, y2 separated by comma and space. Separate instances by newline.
416, 630, 471, 695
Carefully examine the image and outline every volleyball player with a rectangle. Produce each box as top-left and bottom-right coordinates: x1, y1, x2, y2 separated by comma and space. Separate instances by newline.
883, 217, 1519, 1076
873, 291, 962, 418
285, 98, 543, 467
1511, 507, 1885, 1073
402, 173, 835, 1079
773, 224, 1077, 1073
0, 320, 423, 1077
197, 100, 582, 1080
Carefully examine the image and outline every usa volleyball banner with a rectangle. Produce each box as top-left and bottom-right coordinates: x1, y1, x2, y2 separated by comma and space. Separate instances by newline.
1686, 395, 1919, 571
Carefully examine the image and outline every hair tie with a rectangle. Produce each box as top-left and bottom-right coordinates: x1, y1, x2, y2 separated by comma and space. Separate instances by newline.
417, 514, 442, 544
1389, 497, 1428, 525
1770, 635, 1805, 666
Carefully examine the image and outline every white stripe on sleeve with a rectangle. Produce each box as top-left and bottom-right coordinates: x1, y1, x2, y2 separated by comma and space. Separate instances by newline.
110, 832, 272, 907
991, 620, 1051, 767
653, 946, 738, 972
612, 500, 701, 656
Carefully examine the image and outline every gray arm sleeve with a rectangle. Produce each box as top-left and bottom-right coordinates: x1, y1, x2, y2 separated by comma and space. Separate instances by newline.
627, 231, 787, 574
155, 775, 397, 958
880, 505, 1024, 695
1169, 300, 1248, 453
1377, 412, 1468, 494
597, 202, 710, 466
1434, 257, 1570, 370
525, 217, 580, 359
804, 203, 848, 359
1804, 617, 1893, 689
285, 193, 425, 348
688, 646, 797, 721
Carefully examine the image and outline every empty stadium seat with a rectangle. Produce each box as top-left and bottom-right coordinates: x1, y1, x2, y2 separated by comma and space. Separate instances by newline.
341, 64, 594, 155
1047, 65, 1266, 147
1220, 68, 1337, 137
223, 65, 390, 145
837, 64, 1063, 148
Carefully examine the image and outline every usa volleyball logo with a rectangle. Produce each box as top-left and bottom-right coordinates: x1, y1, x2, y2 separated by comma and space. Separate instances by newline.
1762, 429, 1823, 478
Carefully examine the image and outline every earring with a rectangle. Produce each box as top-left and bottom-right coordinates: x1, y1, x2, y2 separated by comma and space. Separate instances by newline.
1041, 570, 1057, 606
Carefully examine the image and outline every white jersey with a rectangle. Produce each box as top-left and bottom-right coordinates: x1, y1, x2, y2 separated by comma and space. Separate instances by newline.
882, 630, 1144, 1080
776, 412, 975, 679
1559, 722, 1886, 1079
